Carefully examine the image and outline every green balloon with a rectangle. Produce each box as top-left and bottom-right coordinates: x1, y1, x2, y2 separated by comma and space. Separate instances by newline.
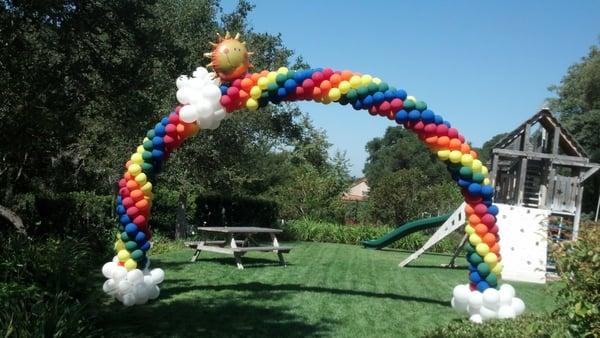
470, 252, 483, 265
477, 263, 490, 277
460, 166, 473, 179
415, 100, 428, 112
267, 83, 278, 93
286, 70, 295, 80
131, 249, 144, 261
146, 130, 155, 139
275, 74, 287, 85
378, 82, 389, 92
464, 242, 474, 253
261, 91, 269, 99
118, 225, 125, 232
141, 162, 153, 173
143, 140, 154, 151
472, 172, 485, 183
447, 163, 462, 173
142, 151, 153, 161
121, 232, 130, 242
403, 100, 416, 111
346, 89, 358, 101
367, 82, 379, 94
357, 86, 369, 98
486, 272, 498, 286
125, 241, 138, 251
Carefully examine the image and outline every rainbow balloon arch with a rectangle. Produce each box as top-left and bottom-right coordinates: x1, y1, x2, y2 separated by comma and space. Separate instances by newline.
101, 33, 525, 322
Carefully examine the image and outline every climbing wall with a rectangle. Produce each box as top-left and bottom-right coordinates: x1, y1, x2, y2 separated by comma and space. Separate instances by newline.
496, 203, 550, 284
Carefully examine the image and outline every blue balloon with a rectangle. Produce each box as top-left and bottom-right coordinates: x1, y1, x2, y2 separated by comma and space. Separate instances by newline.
125, 223, 139, 236
395, 110, 408, 123
383, 89, 395, 101
277, 87, 287, 98
152, 149, 164, 160
458, 178, 472, 188
161, 117, 169, 126
362, 95, 373, 108
135, 231, 146, 243
477, 281, 490, 292
352, 100, 363, 110
119, 215, 131, 226
396, 89, 407, 100
408, 110, 421, 121
468, 264, 477, 272
443, 121, 451, 128
421, 110, 435, 123
117, 196, 122, 204
152, 136, 164, 148
372, 92, 385, 104
468, 183, 482, 196
154, 124, 166, 137
293, 71, 304, 83
140, 241, 151, 251
284, 79, 297, 93
488, 205, 499, 216
434, 114, 444, 125
116, 205, 126, 215
481, 185, 494, 198
220, 85, 228, 95
470, 271, 482, 284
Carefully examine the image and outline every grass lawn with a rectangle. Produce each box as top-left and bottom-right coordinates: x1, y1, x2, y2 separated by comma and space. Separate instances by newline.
98, 242, 559, 337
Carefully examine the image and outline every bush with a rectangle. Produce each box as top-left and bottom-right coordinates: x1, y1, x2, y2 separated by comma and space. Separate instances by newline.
282, 218, 460, 253
194, 193, 279, 228
553, 222, 600, 337
423, 313, 567, 337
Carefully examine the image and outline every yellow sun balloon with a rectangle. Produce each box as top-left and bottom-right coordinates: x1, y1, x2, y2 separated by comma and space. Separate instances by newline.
204, 31, 253, 82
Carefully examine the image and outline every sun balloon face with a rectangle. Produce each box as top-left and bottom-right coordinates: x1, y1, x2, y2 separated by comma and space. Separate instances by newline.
204, 32, 252, 82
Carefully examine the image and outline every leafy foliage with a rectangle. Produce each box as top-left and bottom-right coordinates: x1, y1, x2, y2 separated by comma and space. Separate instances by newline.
552, 222, 600, 337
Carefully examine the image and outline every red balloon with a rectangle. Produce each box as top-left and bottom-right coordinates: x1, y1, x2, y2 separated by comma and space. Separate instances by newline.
424, 123, 437, 135
133, 215, 147, 226
302, 78, 315, 91
175, 105, 182, 114
379, 101, 391, 115
436, 124, 449, 137
322, 68, 334, 79
163, 135, 175, 146
311, 72, 324, 84
458, 134, 465, 143
227, 87, 239, 98
413, 121, 425, 132
118, 179, 127, 188
488, 224, 499, 234
390, 98, 403, 112
295, 86, 305, 97
165, 123, 177, 135
231, 78, 242, 88
168, 113, 179, 125
220, 95, 232, 107
474, 203, 488, 216
448, 128, 459, 138
368, 106, 378, 116
481, 214, 496, 227
119, 187, 130, 198
126, 206, 140, 218
122, 197, 134, 208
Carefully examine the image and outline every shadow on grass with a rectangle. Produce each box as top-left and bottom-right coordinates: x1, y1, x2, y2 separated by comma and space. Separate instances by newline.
98, 289, 333, 337
403, 264, 468, 270
165, 282, 449, 307
155, 256, 291, 271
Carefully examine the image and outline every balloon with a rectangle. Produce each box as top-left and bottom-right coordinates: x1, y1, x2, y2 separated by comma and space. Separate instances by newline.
124, 259, 137, 270
469, 314, 483, 323
476, 243, 490, 256
102, 262, 116, 279
179, 105, 199, 123
117, 249, 130, 261
103, 279, 118, 295
468, 291, 483, 309
479, 306, 497, 320
134, 283, 149, 305
498, 305, 516, 319
499, 284, 515, 299
451, 298, 468, 312
150, 268, 165, 284
118, 280, 133, 294
127, 269, 144, 285
511, 297, 526, 315
453, 284, 470, 303
122, 293, 136, 306
148, 285, 160, 300
482, 288, 500, 309
484, 253, 498, 265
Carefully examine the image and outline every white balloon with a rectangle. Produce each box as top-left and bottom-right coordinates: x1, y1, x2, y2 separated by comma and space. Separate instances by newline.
469, 314, 483, 324
112, 266, 127, 281
453, 284, 470, 303
176, 75, 189, 89
482, 288, 500, 310
213, 108, 226, 120
118, 280, 133, 294
134, 283, 149, 304
451, 298, 468, 312
148, 285, 160, 300
143, 275, 154, 286
150, 268, 165, 284
127, 269, 144, 285
195, 100, 214, 118
479, 306, 498, 320
467, 305, 480, 316
103, 279, 118, 295
201, 84, 222, 101
112, 255, 119, 263
499, 284, 515, 299
207, 118, 221, 130
499, 288, 513, 305
122, 293, 136, 307
116, 292, 124, 303
177, 87, 192, 105
511, 297, 526, 315
193, 67, 208, 79
179, 105, 199, 123
102, 262, 115, 279
468, 291, 483, 309
498, 305, 516, 319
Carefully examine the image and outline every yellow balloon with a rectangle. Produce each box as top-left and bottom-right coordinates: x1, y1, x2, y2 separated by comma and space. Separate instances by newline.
481, 166, 489, 176
437, 150, 450, 161
472, 160, 483, 172
406, 95, 417, 103
136, 145, 145, 154
328, 88, 341, 101
484, 252, 498, 265
143, 137, 150, 143
483, 178, 491, 185
449, 150, 463, 163
118, 249, 130, 262
372, 77, 382, 85
277, 67, 288, 74
250, 86, 262, 99
135, 173, 147, 186
115, 240, 125, 251
476, 243, 490, 256
128, 163, 142, 176
361, 74, 373, 85
131, 153, 143, 165
491, 262, 503, 274
257, 77, 269, 90
141, 182, 153, 194
469, 233, 482, 246
124, 259, 137, 271
465, 224, 475, 235
349, 75, 362, 88
321, 97, 331, 104
267, 72, 277, 83
338, 81, 351, 94
461, 154, 473, 167
246, 98, 258, 111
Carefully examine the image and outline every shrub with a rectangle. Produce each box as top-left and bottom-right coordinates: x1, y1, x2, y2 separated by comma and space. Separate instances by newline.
194, 193, 279, 228
423, 313, 567, 337
552, 222, 600, 337
282, 218, 460, 253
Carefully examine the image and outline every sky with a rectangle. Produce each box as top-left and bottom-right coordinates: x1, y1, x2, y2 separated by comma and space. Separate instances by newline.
221, 0, 600, 177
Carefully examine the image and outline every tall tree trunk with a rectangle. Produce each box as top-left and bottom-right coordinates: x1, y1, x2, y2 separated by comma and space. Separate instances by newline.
175, 192, 188, 240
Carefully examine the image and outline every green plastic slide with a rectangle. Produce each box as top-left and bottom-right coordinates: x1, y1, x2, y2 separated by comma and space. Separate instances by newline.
361, 214, 451, 249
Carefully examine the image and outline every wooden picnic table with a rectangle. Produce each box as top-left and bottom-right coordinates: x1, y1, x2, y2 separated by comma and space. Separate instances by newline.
185, 227, 291, 269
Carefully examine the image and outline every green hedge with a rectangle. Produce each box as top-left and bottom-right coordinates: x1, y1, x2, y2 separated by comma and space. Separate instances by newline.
282, 218, 460, 253
194, 194, 279, 228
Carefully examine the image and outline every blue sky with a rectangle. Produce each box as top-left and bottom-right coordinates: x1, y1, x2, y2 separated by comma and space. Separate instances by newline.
221, 1, 600, 176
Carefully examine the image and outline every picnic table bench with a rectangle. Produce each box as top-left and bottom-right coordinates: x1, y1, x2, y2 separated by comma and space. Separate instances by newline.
185, 227, 291, 269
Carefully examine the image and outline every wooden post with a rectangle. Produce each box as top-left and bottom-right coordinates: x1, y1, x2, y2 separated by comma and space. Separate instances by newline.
516, 158, 528, 206
520, 123, 531, 151
490, 154, 499, 186
552, 126, 560, 154
573, 170, 584, 241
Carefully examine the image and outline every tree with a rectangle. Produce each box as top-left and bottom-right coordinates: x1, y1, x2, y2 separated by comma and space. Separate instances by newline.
474, 132, 508, 165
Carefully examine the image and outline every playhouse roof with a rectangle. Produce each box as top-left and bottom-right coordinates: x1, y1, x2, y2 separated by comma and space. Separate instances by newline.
492, 108, 588, 158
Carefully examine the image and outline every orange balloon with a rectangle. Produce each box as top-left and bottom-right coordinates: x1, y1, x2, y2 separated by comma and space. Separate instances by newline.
490, 243, 501, 254
330, 73, 341, 85
464, 204, 475, 215
319, 80, 332, 92
135, 199, 149, 211
124, 172, 133, 181
240, 78, 254, 92
126, 180, 139, 191
239, 90, 249, 101
437, 136, 450, 148
250, 73, 261, 82
475, 224, 488, 237
312, 87, 322, 99
469, 214, 481, 225
449, 138, 462, 150
341, 70, 353, 81
470, 150, 478, 159
460, 143, 471, 154
130, 189, 144, 202
125, 160, 132, 169
425, 136, 438, 146
483, 233, 496, 247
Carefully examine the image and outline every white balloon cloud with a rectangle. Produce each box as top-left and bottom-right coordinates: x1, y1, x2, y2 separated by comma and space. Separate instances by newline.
451, 283, 526, 323
175, 67, 226, 130
101, 261, 164, 306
